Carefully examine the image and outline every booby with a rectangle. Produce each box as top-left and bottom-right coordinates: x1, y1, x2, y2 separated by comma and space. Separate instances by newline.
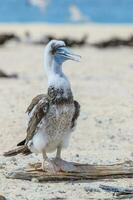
4, 40, 81, 172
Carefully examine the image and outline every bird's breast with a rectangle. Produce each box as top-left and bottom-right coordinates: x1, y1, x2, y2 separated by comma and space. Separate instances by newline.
32, 103, 75, 153
44, 103, 75, 138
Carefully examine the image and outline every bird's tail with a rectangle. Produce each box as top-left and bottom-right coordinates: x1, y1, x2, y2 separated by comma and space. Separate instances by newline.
3, 145, 31, 157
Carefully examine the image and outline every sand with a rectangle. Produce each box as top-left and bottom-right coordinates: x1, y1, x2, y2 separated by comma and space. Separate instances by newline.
0, 24, 133, 200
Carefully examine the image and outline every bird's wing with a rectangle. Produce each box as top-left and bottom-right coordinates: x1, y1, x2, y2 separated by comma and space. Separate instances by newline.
5, 95, 49, 157
17, 94, 49, 147
71, 100, 80, 128
26, 94, 46, 114
17, 94, 48, 146
25, 94, 49, 143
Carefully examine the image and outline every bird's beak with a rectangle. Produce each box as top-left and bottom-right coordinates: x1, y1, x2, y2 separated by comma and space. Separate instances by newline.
56, 47, 81, 62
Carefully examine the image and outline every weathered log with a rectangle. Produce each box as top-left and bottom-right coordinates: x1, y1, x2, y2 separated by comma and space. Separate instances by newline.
100, 184, 133, 194
5, 160, 133, 182
115, 194, 133, 199
99, 184, 133, 199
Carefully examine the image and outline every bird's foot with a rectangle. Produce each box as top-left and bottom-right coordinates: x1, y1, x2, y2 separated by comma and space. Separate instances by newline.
53, 158, 76, 172
42, 159, 60, 173
42, 158, 76, 173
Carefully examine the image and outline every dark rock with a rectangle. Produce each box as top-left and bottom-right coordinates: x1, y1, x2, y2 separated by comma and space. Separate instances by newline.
92, 35, 133, 48
84, 186, 101, 193
0, 195, 7, 200
0, 33, 20, 45
58, 191, 66, 194
33, 35, 88, 47
0, 70, 18, 79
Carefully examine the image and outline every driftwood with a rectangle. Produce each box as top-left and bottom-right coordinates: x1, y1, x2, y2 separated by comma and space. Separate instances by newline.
99, 184, 133, 199
6, 160, 133, 182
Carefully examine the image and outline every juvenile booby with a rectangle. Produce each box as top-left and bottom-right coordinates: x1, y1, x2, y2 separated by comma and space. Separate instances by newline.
4, 40, 81, 172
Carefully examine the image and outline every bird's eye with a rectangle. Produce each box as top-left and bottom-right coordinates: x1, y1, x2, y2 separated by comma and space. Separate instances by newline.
51, 48, 56, 55
51, 44, 66, 55
58, 49, 64, 53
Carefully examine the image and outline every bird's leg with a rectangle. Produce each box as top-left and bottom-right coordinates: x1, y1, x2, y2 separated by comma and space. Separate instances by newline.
42, 150, 48, 160
54, 145, 66, 163
56, 145, 62, 160
42, 150, 59, 173
42, 150, 48, 170
54, 145, 75, 172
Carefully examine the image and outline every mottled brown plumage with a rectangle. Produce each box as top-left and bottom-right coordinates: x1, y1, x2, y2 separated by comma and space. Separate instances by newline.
71, 101, 80, 128
26, 88, 80, 144
26, 94, 46, 114
26, 96, 49, 143
4, 87, 80, 157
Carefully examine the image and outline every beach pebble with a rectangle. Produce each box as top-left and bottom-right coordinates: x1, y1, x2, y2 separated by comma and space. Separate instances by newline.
58, 191, 66, 194
21, 187, 26, 191
10, 157, 17, 162
0, 161, 6, 169
84, 186, 101, 193
31, 178, 39, 183
81, 112, 88, 120
109, 135, 115, 140
0, 195, 7, 200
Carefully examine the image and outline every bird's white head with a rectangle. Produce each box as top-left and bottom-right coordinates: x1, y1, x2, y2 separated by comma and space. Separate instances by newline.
44, 39, 81, 76
44, 39, 81, 90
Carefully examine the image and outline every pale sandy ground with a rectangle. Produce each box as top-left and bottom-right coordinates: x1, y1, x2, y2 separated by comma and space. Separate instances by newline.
0, 24, 133, 200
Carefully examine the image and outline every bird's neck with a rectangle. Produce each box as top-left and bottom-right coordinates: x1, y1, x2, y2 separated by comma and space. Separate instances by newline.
45, 59, 73, 103
45, 58, 70, 90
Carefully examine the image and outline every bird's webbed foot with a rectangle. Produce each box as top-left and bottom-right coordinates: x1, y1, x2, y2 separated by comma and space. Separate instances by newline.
42, 158, 75, 173
42, 148, 76, 173
52, 157, 76, 172
42, 158, 59, 173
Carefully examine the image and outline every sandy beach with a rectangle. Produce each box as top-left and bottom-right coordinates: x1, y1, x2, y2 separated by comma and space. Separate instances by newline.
0, 24, 133, 199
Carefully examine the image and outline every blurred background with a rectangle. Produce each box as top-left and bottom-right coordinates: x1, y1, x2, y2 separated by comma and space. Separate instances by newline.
0, 0, 133, 23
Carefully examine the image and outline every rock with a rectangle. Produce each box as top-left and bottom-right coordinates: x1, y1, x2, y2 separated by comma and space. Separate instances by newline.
0, 162, 6, 169
58, 191, 66, 194
0, 33, 20, 45
31, 178, 39, 183
49, 198, 65, 200
0, 195, 7, 200
92, 35, 133, 48
21, 187, 26, 191
84, 186, 101, 193
0, 70, 18, 79
10, 157, 17, 162
81, 112, 88, 120
32, 35, 88, 47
